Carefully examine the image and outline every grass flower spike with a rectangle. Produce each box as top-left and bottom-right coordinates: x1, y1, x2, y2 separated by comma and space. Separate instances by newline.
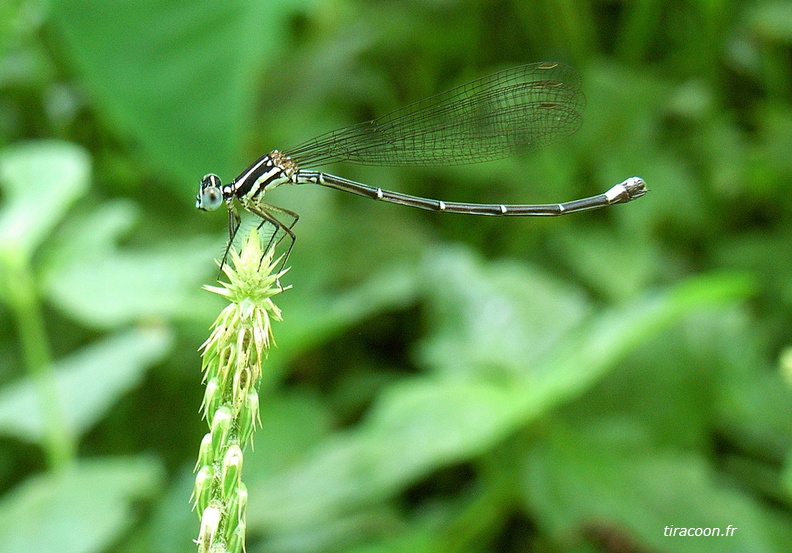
193, 229, 288, 553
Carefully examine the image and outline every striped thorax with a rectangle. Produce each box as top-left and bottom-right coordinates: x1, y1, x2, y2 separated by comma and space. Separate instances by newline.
196, 150, 297, 212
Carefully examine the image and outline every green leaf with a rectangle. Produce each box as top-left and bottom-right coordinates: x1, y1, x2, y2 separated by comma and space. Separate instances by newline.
0, 327, 172, 443
0, 140, 90, 264
417, 246, 591, 377
749, 2, 792, 43
523, 425, 792, 553
550, 225, 658, 300
48, 0, 303, 183
365, 379, 524, 478
516, 271, 756, 414
42, 201, 221, 328
0, 456, 164, 553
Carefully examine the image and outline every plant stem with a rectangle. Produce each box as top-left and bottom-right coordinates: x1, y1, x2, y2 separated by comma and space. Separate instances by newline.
193, 229, 288, 553
2, 254, 76, 470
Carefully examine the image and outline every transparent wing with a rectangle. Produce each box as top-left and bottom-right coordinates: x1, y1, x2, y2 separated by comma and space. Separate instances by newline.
284, 62, 585, 167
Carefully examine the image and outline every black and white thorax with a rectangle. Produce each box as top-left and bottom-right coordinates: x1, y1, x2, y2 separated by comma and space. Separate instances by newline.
225, 150, 298, 208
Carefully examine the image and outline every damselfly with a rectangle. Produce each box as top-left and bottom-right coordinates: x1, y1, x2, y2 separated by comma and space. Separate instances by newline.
197, 62, 647, 264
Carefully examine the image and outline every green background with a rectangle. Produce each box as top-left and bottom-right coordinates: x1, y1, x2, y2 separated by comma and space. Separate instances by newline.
1, 0, 791, 552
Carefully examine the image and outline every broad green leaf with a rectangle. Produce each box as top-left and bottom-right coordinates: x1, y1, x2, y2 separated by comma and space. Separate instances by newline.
550, 225, 658, 300
0, 456, 164, 553
49, 0, 303, 184
0, 327, 172, 443
749, 2, 792, 42
523, 425, 792, 553
417, 246, 591, 378
39, 199, 140, 276
515, 272, 756, 414
365, 380, 523, 478
0, 140, 89, 263
42, 201, 221, 328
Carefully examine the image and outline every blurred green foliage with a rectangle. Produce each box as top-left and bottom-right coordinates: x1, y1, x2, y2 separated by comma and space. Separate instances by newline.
1, 0, 791, 552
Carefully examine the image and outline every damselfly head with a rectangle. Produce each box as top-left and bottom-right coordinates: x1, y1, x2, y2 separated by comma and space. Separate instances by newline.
197, 174, 224, 211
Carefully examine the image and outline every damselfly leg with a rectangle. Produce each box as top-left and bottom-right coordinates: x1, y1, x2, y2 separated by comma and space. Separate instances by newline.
243, 202, 299, 275
216, 200, 298, 284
